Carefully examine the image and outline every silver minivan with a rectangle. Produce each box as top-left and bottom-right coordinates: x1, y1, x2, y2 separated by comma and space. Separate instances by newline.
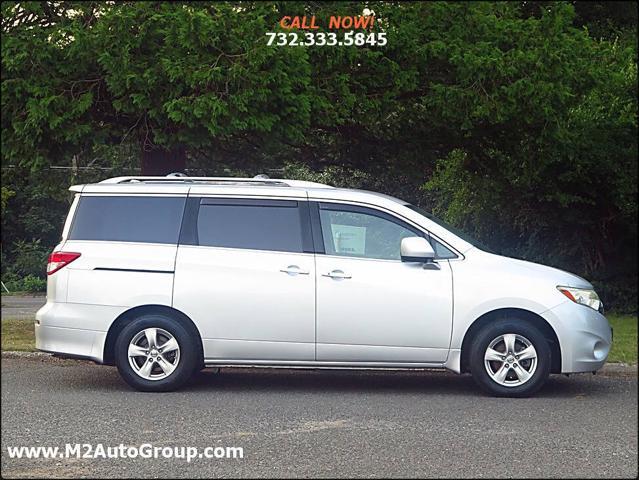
36, 175, 612, 396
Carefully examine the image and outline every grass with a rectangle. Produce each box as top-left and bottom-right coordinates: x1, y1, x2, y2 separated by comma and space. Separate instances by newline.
607, 314, 638, 364
1, 315, 637, 364
1, 291, 45, 297
1, 318, 36, 351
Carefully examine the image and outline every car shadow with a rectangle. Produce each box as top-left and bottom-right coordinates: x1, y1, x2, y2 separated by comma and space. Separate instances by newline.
184, 368, 620, 398
55, 361, 625, 398
186, 367, 478, 396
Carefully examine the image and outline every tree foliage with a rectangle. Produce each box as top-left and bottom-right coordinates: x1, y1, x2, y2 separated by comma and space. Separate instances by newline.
1, 1, 637, 308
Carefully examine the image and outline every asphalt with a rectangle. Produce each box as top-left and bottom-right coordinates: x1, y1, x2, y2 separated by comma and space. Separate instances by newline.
0, 295, 45, 319
1, 356, 637, 478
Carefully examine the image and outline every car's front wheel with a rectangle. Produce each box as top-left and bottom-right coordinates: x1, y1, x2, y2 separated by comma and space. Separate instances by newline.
469, 319, 551, 397
115, 314, 198, 392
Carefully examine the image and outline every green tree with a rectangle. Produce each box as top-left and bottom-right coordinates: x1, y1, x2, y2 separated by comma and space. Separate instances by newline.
1, 1, 637, 309
420, 3, 637, 309
2, 1, 313, 173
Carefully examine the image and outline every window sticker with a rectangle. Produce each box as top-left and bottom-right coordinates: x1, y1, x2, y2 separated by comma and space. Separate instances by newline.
331, 224, 366, 255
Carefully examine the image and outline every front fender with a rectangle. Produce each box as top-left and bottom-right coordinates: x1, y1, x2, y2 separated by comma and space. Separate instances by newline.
449, 297, 563, 350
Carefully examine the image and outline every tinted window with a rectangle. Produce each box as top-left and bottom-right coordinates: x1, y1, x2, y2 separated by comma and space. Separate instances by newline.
319, 207, 417, 260
69, 196, 186, 244
197, 200, 303, 253
431, 238, 457, 259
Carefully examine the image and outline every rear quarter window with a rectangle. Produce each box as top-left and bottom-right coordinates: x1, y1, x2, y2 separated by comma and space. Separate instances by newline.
68, 196, 186, 244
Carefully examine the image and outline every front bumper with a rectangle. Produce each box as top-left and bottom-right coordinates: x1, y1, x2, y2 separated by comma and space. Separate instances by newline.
542, 300, 612, 374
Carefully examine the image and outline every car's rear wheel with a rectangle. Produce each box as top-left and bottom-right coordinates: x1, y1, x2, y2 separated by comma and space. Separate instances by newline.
469, 319, 551, 397
115, 314, 198, 392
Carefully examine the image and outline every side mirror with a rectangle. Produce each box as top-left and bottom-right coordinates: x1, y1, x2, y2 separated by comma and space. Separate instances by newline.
400, 237, 435, 263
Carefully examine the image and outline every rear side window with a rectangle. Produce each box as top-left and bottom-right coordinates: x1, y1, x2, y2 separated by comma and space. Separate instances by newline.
69, 196, 186, 244
196, 199, 304, 253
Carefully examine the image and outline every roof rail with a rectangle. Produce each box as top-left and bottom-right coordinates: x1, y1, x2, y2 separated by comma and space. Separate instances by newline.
98, 175, 333, 189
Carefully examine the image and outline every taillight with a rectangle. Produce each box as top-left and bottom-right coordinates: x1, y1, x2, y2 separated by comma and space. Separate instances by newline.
47, 251, 81, 275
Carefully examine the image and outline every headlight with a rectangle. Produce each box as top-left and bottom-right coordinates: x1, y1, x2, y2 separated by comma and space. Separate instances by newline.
557, 286, 602, 311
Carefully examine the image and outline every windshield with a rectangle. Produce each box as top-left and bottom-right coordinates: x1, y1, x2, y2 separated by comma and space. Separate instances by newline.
405, 204, 493, 253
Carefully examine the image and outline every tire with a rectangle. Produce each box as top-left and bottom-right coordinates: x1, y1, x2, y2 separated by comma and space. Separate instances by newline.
115, 314, 198, 392
469, 319, 551, 397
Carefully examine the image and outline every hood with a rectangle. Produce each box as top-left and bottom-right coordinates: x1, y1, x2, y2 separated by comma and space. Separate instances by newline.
467, 248, 593, 289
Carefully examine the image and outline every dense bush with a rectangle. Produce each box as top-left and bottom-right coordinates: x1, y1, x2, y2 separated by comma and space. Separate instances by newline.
8, 240, 50, 278
1, 240, 50, 293
2, 273, 47, 293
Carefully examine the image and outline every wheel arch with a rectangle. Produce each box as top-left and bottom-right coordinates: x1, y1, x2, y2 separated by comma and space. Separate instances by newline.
103, 304, 204, 367
459, 308, 561, 374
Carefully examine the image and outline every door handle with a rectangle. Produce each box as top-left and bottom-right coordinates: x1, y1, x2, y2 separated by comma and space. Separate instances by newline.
322, 269, 352, 279
280, 265, 310, 275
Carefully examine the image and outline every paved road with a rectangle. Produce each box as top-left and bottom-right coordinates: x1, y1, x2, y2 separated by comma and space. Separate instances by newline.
1, 295, 45, 319
1, 356, 637, 478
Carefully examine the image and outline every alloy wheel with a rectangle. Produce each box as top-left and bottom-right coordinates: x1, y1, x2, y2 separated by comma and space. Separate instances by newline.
127, 328, 181, 381
484, 333, 538, 387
